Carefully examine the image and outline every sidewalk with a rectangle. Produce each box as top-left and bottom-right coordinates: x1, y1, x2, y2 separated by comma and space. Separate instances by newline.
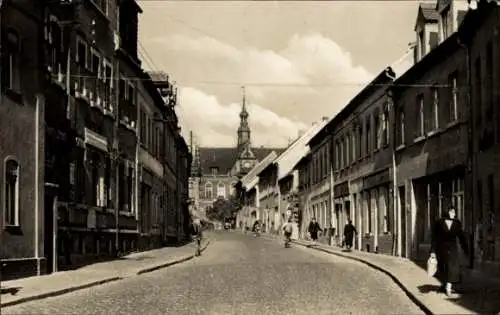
289, 238, 500, 315
1, 238, 210, 308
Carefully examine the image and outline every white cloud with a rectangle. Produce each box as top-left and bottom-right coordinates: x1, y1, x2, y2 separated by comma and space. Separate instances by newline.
152, 32, 376, 146
177, 87, 308, 147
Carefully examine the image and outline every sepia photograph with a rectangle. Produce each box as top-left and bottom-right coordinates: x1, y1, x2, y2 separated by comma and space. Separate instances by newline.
1, 0, 500, 314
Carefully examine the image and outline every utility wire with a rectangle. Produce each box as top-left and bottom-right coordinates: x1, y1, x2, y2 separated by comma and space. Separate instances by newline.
49, 74, 459, 88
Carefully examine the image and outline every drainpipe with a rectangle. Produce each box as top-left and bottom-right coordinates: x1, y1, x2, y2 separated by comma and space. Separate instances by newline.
457, 35, 474, 269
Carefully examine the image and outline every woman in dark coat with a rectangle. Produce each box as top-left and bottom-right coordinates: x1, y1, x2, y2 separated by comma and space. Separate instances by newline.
343, 220, 357, 250
430, 207, 468, 296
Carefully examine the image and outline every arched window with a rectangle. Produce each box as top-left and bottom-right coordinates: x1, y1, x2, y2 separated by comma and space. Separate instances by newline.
205, 182, 213, 200
4, 158, 20, 226
217, 182, 226, 199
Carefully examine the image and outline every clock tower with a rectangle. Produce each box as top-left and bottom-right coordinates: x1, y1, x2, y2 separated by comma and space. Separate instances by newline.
236, 87, 257, 175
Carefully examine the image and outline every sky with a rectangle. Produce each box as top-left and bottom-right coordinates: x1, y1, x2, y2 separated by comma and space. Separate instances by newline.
138, 1, 421, 148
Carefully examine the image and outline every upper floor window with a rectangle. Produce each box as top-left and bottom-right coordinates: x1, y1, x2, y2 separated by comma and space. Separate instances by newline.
211, 167, 218, 176
397, 108, 405, 146
204, 182, 213, 199
374, 110, 381, 149
2, 30, 21, 92
440, 6, 452, 40
418, 30, 425, 60
4, 158, 20, 227
365, 117, 371, 156
76, 36, 88, 69
417, 94, 425, 137
431, 87, 439, 130
449, 72, 458, 122
382, 104, 389, 147
351, 130, 356, 161
474, 57, 482, 125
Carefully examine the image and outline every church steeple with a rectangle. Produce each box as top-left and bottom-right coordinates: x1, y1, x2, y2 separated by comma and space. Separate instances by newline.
237, 86, 251, 151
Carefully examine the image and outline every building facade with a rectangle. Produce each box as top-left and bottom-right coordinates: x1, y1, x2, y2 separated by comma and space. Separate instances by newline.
461, 0, 500, 276
1, 0, 190, 280
0, 0, 46, 279
194, 92, 284, 217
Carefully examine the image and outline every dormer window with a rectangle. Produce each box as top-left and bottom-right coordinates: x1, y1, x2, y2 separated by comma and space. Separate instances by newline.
440, 5, 451, 40
418, 30, 425, 59
211, 167, 218, 176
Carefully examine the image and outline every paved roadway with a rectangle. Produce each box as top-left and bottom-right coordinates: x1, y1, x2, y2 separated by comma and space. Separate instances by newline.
3, 231, 423, 315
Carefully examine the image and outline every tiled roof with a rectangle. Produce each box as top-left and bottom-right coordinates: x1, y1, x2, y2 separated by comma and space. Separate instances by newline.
420, 2, 439, 21
198, 147, 286, 175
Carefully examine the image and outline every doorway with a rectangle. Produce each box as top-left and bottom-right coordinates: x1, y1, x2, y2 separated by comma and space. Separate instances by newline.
399, 186, 407, 258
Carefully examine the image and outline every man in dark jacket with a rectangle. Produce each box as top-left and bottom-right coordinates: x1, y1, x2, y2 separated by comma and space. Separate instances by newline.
308, 217, 321, 246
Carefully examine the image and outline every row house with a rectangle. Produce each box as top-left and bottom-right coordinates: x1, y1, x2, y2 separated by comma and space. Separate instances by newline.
235, 120, 327, 235
461, 0, 500, 276
0, 0, 46, 279
292, 1, 500, 276
234, 151, 278, 230
308, 67, 400, 254
303, 120, 332, 241
1, 0, 191, 280
390, 0, 469, 261
42, 0, 141, 272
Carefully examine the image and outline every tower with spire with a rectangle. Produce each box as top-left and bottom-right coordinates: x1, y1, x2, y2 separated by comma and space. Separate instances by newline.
237, 86, 251, 152
235, 86, 256, 175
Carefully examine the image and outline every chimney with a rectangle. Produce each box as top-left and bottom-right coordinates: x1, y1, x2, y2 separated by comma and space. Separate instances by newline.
322, 116, 329, 121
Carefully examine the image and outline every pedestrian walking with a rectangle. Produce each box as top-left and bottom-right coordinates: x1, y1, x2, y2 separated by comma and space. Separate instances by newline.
191, 218, 203, 256
343, 220, 357, 250
308, 217, 321, 246
430, 207, 469, 297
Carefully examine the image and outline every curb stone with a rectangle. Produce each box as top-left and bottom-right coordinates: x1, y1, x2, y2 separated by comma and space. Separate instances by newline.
136, 239, 211, 275
1, 239, 212, 308
1, 277, 121, 308
291, 240, 434, 315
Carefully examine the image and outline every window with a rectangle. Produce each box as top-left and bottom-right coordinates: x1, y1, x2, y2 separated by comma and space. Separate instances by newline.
374, 111, 381, 149
346, 133, 350, 165
211, 167, 218, 176
76, 37, 88, 68
2, 30, 20, 92
398, 109, 405, 145
335, 141, 340, 170
103, 60, 113, 110
217, 182, 226, 198
418, 30, 425, 60
358, 125, 363, 158
89, 48, 101, 101
140, 109, 147, 146
431, 87, 439, 130
205, 182, 213, 199
449, 73, 458, 122
365, 117, 371, 155
382, 104, 389, 147
417, 94, 425, 137
4, 159, 20, 226
351, 131, 356, 162
47, 17, 62, 76
441, 6, 451, 40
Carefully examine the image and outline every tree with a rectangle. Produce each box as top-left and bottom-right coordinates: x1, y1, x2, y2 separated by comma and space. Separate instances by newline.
206, 196, 240, 222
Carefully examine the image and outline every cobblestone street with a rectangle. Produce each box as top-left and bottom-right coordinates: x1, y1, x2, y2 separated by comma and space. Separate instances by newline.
3, 231, 423, 315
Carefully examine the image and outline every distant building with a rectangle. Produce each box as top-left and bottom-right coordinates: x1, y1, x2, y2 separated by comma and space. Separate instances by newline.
191, 90, 285, 216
